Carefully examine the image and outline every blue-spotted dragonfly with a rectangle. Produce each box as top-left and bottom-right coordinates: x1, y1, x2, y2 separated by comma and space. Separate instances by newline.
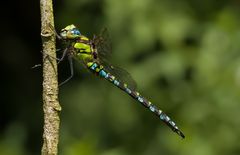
55, 24, 185, 138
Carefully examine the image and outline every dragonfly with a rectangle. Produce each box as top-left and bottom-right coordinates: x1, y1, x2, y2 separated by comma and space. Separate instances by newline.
55, 24, 185, 138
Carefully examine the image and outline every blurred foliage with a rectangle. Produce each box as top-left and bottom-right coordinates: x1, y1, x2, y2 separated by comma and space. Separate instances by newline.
1, 0, 240, 155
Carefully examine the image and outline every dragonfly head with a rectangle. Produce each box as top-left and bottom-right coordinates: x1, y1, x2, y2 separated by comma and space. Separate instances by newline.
60, 24, 81, 39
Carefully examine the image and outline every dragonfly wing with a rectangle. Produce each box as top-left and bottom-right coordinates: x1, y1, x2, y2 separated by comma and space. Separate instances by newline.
93, 28, 137, 90
93, 28, 112, 63
104, 64, 137, 90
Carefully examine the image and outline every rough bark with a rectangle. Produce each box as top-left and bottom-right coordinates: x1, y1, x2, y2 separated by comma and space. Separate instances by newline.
40, 0, 61, 154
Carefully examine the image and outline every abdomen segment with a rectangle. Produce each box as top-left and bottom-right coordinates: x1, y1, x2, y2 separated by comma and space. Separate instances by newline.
87, 62, 185, 138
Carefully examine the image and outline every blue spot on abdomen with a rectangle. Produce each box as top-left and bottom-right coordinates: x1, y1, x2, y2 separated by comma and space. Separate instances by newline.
126, 88, 131, 94
91, 63, 98, 70
113, 80, 120, 86
99, 70, 107, 77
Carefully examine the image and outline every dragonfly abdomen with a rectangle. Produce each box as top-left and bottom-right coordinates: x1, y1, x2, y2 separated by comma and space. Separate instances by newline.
87, 62, 185, 138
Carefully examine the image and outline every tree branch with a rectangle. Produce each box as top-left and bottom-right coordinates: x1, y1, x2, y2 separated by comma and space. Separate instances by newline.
40, 0, 61, 154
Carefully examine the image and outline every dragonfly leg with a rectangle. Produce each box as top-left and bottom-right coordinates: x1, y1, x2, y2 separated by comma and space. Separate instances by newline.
32, 49, 64, 69
31, 50, 56, 69
31, 64, 42, 69
49, 24, 62, 40
41, 47, 69, 63
57, 48, 68, 64
59, 56, 74, 86
41, 50, 61, 61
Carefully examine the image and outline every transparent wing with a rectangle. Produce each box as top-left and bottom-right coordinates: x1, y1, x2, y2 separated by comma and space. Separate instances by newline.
93, 28, 137, 90
104, 63, 137, 90
93, 28, 112, 64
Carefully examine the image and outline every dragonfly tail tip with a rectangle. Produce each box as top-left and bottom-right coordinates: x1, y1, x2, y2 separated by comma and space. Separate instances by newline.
177, 130, 185, 139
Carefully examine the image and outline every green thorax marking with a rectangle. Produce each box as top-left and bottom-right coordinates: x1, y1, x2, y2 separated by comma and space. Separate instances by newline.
72, 36, 95, 63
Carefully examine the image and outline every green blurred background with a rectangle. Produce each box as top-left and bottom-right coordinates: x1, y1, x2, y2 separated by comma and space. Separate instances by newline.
1, 0, 240, 155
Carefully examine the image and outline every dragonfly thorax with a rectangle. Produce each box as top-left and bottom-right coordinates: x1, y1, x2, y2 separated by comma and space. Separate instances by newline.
72, 37, 98, 63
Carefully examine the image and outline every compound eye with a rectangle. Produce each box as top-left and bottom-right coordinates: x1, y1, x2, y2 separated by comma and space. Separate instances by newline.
71, 29, 81, 35
75, 30, 80, 35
